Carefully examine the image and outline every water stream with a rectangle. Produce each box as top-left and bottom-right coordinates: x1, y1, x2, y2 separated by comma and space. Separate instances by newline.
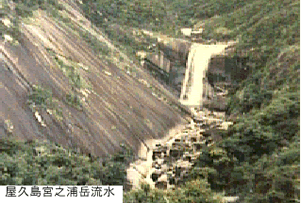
180, 44, 228, 107
126, 41, 231, 190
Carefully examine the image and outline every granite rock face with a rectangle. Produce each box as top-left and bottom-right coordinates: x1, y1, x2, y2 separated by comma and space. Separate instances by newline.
2, 2, 191, 157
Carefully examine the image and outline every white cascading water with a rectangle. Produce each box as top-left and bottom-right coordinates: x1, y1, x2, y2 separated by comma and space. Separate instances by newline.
180, 44, 228, 108
180, 43, 197, 101
127, 42, 231, 190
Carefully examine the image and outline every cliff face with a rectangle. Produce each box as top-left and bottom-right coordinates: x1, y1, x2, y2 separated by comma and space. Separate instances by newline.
156, 38, 248, 111
1, 1, 190, 157
157, 37, 192, 66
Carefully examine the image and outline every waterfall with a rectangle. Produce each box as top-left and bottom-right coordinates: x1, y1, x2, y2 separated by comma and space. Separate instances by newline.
180, 44, 197, 101
180, 44, 228, 108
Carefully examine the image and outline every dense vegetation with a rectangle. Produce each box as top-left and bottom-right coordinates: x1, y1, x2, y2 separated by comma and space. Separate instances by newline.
200, 0, 299, 202
1, 138, 134, 186
206, 1, 300, 201
1, 0, 299, 202
124, 180, 224, 203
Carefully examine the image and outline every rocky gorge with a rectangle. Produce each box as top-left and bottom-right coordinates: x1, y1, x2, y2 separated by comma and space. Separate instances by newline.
127, 108, 233, 189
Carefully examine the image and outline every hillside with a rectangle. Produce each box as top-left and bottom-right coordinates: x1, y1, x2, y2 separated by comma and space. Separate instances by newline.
2, 0, 191, 158
1, 0, 300, 202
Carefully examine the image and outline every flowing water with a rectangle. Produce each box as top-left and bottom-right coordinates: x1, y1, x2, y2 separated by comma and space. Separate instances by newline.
126, 41, 231, 190
180, 44, 228, 107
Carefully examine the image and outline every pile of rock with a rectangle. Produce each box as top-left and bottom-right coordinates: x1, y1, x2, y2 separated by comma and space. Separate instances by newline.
148, 108, 233, 189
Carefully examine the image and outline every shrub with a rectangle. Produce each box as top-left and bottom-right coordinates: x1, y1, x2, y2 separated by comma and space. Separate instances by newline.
28, 85, 53, 109
1, 139, 133, 186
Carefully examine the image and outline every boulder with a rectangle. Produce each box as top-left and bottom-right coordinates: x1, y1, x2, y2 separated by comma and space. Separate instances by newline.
152, 150, 163, 160
158, 174, 168, 182
193, 142, 204, 152
217, 121, 233, 130
156, 174, 168, 189
170, 149, 182, 158
180, 170, 189, 180
177, 160, 192, 170
168, 184, 176, 190
193, 116, 204, 123
189, 136, 198, 143
183, 152, 192, 162
161, 164, 168, 172
136, 50, 147, 59
151, 169, 162, 182
157, 158, 165, 165
154, 164, 161, 170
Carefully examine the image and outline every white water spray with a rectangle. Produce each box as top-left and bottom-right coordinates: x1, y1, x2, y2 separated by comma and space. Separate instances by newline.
180, 44, 228, 108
